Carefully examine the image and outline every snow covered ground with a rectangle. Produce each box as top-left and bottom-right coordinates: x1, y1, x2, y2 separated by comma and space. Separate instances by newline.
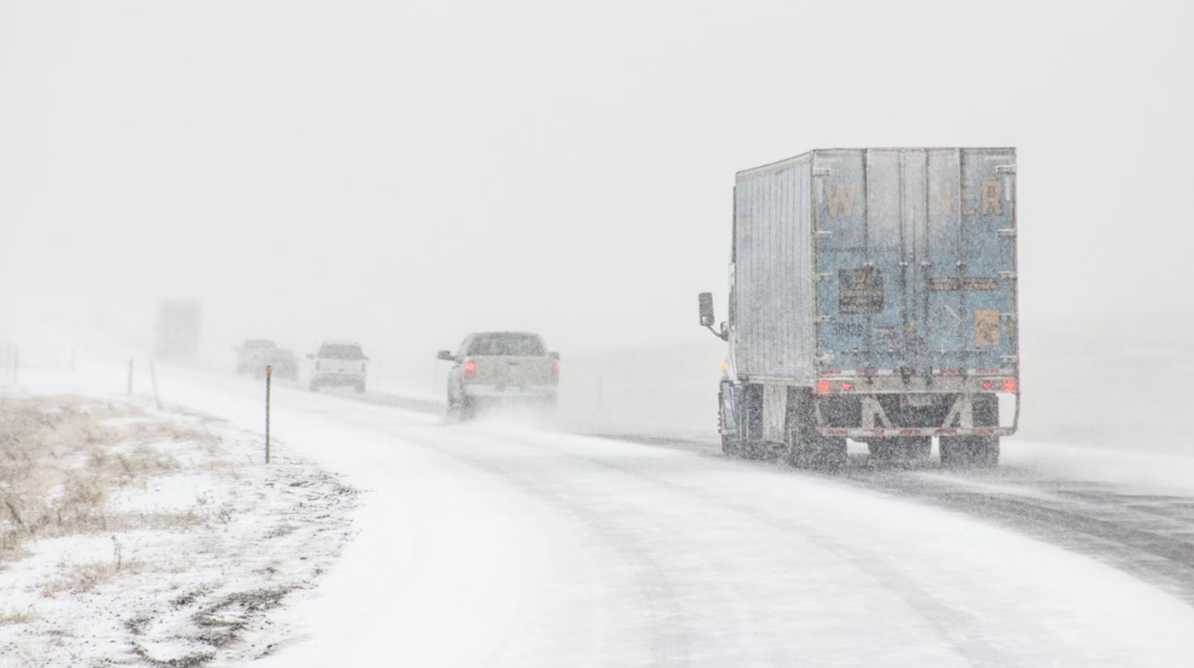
0, 388, 356, 667
6, 362, 1194, 666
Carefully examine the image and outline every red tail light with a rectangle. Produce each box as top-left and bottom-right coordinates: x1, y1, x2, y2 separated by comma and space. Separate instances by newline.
551, 361, 559, 384
1003, 378, 1018, 393
817, 380, 832, 395
464, 359, 476, 380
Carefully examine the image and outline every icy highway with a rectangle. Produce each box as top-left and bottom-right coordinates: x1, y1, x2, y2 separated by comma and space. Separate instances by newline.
123, 370, 1194, 665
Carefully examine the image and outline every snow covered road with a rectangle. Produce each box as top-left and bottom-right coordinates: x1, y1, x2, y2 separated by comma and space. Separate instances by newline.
14, 366, 1194, 667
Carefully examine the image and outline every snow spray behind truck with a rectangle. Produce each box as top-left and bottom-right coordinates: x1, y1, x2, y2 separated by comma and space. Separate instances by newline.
699, 148, 1019, 469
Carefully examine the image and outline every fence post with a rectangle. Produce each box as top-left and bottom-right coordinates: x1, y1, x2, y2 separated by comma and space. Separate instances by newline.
127, 358, 134, 395
149, 361, 163, 410
265, 365, 272, 464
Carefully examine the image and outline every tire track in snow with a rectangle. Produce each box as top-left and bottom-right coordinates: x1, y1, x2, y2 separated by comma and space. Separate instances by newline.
482, 430, 1013, 668
405, 425, 694, 668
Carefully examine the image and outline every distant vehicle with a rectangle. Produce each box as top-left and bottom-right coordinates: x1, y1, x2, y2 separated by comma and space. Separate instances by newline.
438, 332, 559, 419
308, 341, 368, 393
236, 339, 277, 377
700, 147, 1019, 469
155, 300, 202, 363
271, 349, 299, 381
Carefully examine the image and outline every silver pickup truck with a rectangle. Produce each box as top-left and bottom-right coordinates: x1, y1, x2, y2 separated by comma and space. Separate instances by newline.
438, 332, 559, 419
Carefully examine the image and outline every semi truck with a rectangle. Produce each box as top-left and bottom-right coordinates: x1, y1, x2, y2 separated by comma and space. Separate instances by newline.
699, 148, 1019, 469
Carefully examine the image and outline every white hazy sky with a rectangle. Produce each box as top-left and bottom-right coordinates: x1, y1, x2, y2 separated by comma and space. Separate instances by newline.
1, 0, 1192, 359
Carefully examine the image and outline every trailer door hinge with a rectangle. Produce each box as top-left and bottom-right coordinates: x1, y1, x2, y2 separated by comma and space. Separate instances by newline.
997, 228, 1017, 238
813, 230, 833, 240
996, 165, 1017, 174
998, 271, 1017, 280
1001, 355, 1019, 364
812, 167, 833, 176
814, 315, 833, 324
814, 273, 832, 282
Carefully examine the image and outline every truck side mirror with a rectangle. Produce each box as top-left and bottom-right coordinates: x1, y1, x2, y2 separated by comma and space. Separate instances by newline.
698, 292, 716, 327
436, 350, 455, 361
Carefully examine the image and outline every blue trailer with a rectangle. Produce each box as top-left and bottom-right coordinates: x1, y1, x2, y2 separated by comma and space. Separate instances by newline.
699, 148, 1019, 469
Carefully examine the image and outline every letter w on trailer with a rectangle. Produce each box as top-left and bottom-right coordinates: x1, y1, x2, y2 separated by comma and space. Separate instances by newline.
699, 148, 1019, 469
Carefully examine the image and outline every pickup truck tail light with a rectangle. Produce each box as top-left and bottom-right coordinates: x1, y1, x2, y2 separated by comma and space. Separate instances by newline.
464, 358, 476, 380
551, 361, 559, 384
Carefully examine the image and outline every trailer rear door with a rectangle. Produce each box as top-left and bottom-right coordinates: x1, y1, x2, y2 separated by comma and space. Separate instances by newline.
813, 148, 1017, 376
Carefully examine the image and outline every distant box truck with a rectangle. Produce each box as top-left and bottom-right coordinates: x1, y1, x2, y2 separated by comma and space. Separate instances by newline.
154, 300, 203, 363
699, 148, 1019, 469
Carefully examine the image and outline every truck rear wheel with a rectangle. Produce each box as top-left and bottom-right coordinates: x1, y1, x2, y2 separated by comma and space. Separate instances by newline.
728, 384, 764, 460
789, 437, 847, 471
785, 390, 847, 471
869, 437, 932, 463
460, 397, 478, 421
940, 436, 999, 469
973, 436, 1000, 468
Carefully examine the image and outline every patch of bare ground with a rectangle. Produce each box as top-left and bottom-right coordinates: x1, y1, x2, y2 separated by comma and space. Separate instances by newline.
0, 396, 358, 668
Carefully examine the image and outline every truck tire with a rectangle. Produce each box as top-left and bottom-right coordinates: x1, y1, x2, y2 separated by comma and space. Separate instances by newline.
868, 438, 929, 463
910, 437, 933, 461
736, 384, 765, 460
717, 389, 741, 458
460, 396, 478, 421
785, 390, 847, 471
867, 440, 897, 461
973, 436, 1000, 468
940, 436, 999, 468
789, 436, 847, 471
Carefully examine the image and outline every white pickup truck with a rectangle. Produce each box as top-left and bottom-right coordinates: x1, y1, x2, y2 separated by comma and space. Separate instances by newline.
437, 332, 559, 419
307, 341, 368, 393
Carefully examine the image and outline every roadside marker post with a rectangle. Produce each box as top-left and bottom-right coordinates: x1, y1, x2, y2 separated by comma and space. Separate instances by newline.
265, 365, 272, 464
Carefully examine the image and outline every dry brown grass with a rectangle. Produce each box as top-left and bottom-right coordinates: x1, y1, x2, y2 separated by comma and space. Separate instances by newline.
0, 397, 214, 583
40, 559, 146, 598
0, 607, 37, 625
